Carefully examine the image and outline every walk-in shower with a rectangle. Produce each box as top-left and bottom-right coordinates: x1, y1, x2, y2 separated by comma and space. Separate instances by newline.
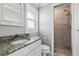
54, 4, 72, 56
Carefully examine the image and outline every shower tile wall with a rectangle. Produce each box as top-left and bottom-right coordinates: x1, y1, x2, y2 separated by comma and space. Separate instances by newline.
54, 4, 71, 50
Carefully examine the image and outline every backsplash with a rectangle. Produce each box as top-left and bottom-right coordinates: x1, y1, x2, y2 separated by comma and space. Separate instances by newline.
0, 33, 29, 42
0, 32, 39, 42
0, 25, 25, 37
29, 32, 39, 37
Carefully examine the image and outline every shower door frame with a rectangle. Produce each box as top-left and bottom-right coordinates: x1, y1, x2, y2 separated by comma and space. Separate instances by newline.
52, 3, 74, 56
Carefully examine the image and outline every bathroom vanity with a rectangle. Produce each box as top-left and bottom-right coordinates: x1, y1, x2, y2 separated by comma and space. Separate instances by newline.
9, 39, 41, 56
0, 34, 41, 56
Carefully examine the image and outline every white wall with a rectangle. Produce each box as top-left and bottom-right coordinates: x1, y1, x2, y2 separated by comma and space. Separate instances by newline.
39, 4, 54, 55
0, 26, 24, 37
72, 3, 79, 56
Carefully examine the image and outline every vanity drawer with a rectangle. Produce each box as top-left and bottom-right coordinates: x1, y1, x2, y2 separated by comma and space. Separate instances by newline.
8, 40, 41, 56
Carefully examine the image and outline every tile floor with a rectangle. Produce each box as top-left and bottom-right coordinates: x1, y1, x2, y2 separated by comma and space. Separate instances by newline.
54, 48, 71, 56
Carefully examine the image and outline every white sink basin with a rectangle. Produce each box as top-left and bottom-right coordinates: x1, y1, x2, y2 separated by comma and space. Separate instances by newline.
11, 39, 29, 45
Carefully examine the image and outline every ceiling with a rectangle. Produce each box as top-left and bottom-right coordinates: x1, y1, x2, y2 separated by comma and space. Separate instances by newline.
31, 3, 49, 8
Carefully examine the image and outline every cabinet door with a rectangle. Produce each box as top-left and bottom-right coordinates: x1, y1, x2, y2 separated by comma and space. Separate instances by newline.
27, 45, 41, 56
9, 40, 41, 56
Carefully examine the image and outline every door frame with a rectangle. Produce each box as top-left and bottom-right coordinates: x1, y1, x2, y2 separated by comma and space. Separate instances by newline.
51, 3, 74, 56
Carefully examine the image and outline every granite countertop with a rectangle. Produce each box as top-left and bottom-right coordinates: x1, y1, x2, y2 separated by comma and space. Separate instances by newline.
0, 35, 41, 56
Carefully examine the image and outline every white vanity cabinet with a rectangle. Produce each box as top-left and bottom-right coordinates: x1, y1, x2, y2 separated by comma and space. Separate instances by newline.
27, 45, 41, 56
8, 39, 41, 56
0, 3, 24, 26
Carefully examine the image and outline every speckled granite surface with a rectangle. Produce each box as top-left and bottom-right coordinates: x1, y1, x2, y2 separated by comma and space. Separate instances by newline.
0, 34, 30, 56
0, 33, 41, 56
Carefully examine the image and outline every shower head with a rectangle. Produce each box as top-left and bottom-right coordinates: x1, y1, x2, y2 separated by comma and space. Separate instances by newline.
64, 9, 71, 16
64, 10, 70, 13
